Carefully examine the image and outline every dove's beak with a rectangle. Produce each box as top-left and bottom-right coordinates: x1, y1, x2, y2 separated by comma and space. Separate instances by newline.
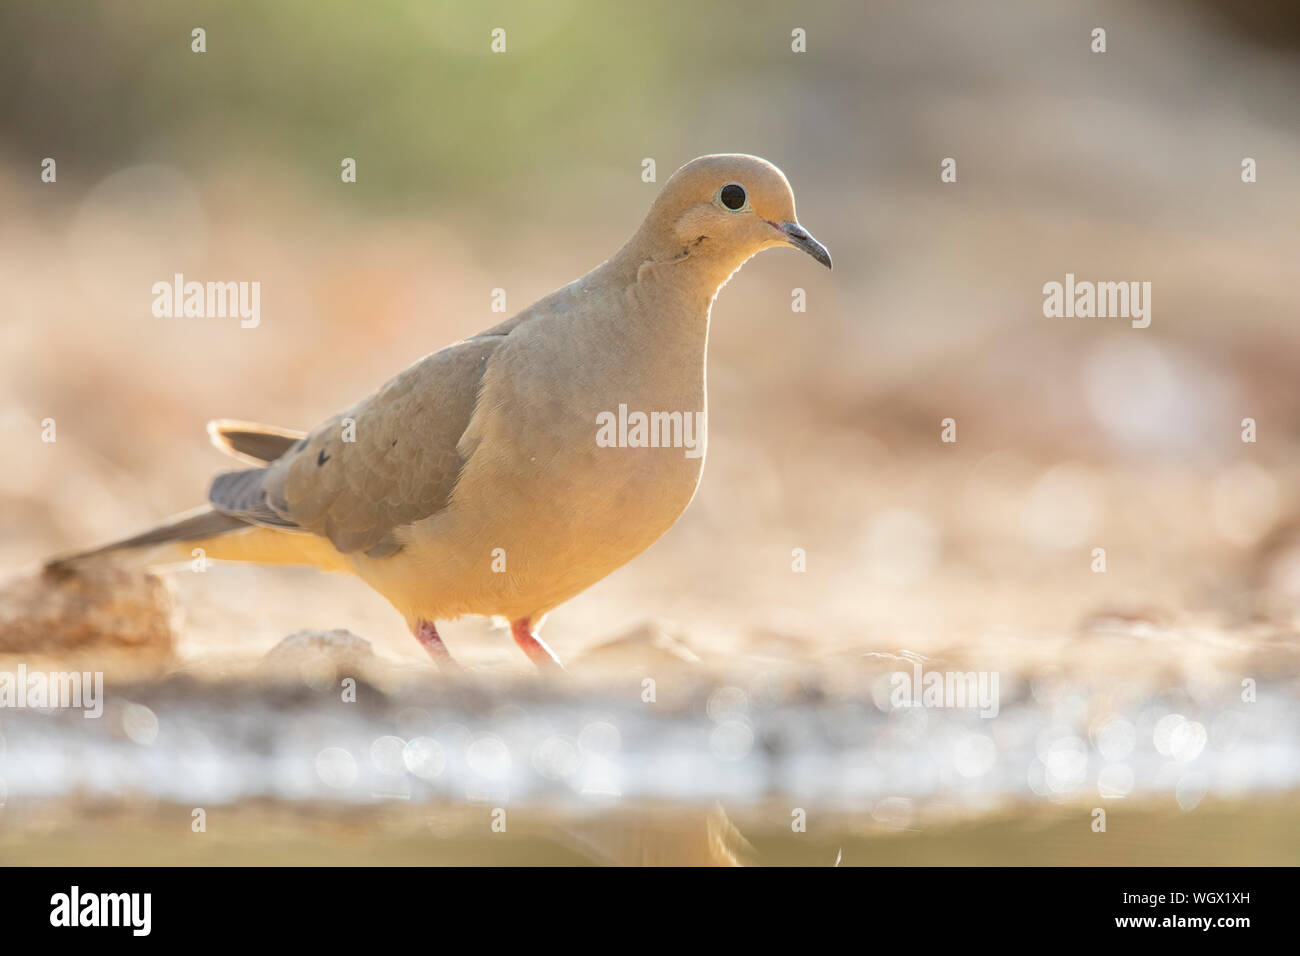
775, 221, 832, 270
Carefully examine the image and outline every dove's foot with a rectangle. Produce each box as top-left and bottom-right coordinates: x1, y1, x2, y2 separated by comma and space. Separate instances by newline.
414, 619, 460, 671
511, 618, 564, 671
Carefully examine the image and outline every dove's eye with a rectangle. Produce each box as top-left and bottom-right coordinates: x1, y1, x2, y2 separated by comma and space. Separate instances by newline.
718, 183, 747, 211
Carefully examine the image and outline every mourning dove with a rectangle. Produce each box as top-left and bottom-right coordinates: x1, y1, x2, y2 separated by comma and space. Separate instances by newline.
48, 154, 831, 670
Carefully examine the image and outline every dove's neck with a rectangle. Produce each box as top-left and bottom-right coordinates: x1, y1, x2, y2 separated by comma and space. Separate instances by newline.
574, 230, 740, 417
609, 226, 757, 334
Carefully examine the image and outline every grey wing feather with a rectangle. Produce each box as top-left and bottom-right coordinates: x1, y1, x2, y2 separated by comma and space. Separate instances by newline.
208, 468, 299, 529
207, 335, 504, 556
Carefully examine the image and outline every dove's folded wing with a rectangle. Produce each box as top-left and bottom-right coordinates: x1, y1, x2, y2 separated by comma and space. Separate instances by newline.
209, 335, 508, 558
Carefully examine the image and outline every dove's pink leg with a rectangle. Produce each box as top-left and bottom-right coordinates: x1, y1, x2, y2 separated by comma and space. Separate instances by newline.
510, 618, 564, 671
414, 619, 458, 670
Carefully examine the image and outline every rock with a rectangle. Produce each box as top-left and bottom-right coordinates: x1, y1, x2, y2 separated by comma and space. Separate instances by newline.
0, 565, 174, 657
263, 629, 373, 673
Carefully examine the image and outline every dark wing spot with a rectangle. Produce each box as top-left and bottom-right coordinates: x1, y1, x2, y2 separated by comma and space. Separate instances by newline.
317, 449, 331, 466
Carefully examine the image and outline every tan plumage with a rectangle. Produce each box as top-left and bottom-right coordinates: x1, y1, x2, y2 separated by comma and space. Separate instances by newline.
48, 155, 831, 669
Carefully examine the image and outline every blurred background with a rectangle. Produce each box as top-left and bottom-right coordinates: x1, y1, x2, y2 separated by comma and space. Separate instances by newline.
1, 0, 1298, 864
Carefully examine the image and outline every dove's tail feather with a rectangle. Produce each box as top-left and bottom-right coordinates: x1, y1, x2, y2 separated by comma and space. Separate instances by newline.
44, 507, 351, 575
44, 508, 248, 573
206, 418, 306, 466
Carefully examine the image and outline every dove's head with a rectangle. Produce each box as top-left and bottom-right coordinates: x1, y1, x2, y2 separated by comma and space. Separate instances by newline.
636, 154, 831, 279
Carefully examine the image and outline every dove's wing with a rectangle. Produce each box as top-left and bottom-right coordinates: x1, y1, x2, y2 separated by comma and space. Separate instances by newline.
209, 333, 508, 557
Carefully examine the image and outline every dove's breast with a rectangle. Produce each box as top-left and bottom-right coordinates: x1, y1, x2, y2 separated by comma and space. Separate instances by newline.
358, 288, 713, 623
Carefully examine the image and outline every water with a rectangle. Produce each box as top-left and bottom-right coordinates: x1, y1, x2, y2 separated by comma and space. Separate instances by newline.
1, 672, 1294, 812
